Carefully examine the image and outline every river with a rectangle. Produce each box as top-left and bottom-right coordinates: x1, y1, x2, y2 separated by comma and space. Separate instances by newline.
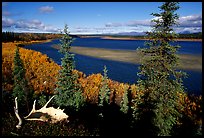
24, 38, 202, 95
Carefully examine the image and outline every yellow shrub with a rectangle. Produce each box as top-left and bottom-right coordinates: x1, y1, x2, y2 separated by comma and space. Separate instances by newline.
2, 42, 60, 95
2, 42, 202, 123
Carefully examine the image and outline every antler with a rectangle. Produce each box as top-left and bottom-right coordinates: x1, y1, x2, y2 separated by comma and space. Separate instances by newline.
24, 99, 36, 119
23, 95, 68, 123
25, 95, 55, 119
14, 97, 22, 129
41, 95, 55, 109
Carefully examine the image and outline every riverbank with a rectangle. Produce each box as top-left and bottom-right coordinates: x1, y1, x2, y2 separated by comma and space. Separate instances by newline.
100, 36, 202, 42
11, 39, 54, 46
52, 45, 202, 71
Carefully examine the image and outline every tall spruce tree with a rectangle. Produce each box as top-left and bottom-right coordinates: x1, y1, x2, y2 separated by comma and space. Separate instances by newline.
54, 24, 85, 111
98, 66, 111, 118
120, 85, 129, 114
134, 2, 186, 136
98, 66, 111, 107
13, 46, 30, 113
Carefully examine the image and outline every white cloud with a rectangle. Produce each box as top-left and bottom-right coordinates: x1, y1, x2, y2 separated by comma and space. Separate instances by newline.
15, 19, 44, 30
44, 25, 61, 32
2, 17, 15, 27
39, 6, 54, 13
105, 22, 123, 27
71, 26, 142, 35
104, 14, 202, 34
2, 17, 60, 33
175, 27, 202, 34
105, 19, 152, 27
71, 26, 109, 34
178, 15, 202, 27
105, 14, 202, 28
126, 19, 152, 27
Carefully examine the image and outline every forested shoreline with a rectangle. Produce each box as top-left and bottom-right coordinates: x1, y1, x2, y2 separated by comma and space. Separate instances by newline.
2, 31, 202, 43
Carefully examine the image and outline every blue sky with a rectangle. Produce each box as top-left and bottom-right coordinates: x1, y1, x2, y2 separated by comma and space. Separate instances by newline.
2, 2, 202, 34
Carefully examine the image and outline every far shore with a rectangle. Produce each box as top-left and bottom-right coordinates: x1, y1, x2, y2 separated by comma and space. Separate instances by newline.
52, 45, 202, 72
101, 36, 202, 42
79, 35, 202, 42
13, 39, 54, 46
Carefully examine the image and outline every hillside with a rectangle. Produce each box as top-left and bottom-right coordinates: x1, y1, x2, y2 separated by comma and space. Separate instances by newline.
2, 42, 202, 136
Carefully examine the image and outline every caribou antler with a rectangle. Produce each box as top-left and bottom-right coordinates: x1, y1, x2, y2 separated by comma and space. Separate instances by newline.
24, 95, 68, 123
14, 95, 69, 125
24, 95, 54, 120
41, 95, 55, 109
24, 99, 36, 119
14, 97, 22, 129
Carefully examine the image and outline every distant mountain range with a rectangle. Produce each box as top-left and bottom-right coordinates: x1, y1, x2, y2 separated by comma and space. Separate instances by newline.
75, 31, 202, 39
178, 31, 192, 34
104, 31, 202, 36
106, 31, 147, 36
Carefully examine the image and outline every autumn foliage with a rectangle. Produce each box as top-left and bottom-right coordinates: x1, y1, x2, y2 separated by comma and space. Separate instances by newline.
2, 42, 144, 105
2, 42, 60, 95
2, 42, 202, 134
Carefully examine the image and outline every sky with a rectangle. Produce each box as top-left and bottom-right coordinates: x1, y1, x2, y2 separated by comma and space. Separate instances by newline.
2, 2, 202, 34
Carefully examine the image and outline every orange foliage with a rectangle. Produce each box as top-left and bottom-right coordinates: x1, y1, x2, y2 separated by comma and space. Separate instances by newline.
2, 42, 60, 95
108, 81, 130, 105
2, 42, 202, 123
78, 73, 102, 104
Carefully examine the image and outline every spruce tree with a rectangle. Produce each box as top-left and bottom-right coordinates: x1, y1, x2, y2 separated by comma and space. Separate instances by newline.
98, 66, 111, 107
134, 2, 186, 136
13, 46, 30, 113
54, 24, 85, 111
98, 66, 111, 118
120, 85, 129, 114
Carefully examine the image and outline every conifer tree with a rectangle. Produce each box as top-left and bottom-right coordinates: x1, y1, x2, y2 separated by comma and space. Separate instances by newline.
54, 24, 85, 111
98, 66, 111, 118
98, 66, 110, 107
13, 46, 30, 112
120, 85, 129, 114
134, 2, 186, 136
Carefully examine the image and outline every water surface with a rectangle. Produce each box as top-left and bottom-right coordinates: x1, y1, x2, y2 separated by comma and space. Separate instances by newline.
24, 38, 202, 95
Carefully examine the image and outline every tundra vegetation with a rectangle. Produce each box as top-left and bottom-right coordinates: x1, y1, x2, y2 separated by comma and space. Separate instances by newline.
2, 2, 202, 136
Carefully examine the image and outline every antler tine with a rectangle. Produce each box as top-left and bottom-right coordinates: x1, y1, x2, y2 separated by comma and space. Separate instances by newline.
14, 97, 22, 129
24, 100, 36, 118
42, 95, 55, 109
14, 97, 18, 110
